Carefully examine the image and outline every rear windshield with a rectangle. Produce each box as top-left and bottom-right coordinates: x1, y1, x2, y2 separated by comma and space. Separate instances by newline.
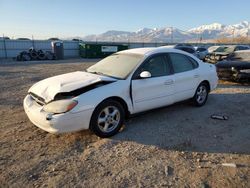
197, 47, 207, 52
176, 47, 195, 54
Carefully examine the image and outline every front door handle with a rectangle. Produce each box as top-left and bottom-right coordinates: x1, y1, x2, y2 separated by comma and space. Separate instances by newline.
164, 80, 174, 85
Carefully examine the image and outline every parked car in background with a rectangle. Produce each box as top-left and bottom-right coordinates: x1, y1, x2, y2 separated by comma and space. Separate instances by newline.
48, 38, 60, 41
205, 45, 250, 64
174, 43, 195, 49
0, 36, 10, 40
16, 38, 30, 40
207, 45, 220, 53
195, 47, 208, 61
174, 46, 196, 55
216, 50, 250, 82
24, 47, 218, 137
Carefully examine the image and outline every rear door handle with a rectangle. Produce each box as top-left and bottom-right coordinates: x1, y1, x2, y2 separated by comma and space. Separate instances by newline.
164, 80, 174, 85
194, 74, 200, 78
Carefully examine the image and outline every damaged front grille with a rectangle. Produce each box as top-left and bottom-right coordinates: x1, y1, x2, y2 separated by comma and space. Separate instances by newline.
30, 92, 46, 106
29, 81, 115, 106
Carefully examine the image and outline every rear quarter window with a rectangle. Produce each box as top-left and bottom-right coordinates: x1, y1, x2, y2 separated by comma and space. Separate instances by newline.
188, 56, 199, 68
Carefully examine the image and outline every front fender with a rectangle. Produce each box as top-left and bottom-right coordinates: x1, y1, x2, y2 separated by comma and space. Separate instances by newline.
71, 80, 132, 114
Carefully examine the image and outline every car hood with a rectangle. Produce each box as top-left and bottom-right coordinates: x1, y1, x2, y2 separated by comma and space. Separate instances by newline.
212, 52, 230, 56
28, 71, 117, 103
216, 60, 250, 69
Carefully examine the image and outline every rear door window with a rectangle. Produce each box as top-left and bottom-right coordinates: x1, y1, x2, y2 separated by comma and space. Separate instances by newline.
168, 53, 197, 73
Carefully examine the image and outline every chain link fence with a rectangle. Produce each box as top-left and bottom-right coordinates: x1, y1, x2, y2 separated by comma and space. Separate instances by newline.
1, 39, 249, 59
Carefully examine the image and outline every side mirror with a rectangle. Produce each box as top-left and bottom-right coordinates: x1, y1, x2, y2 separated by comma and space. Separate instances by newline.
140, 71, 151, 78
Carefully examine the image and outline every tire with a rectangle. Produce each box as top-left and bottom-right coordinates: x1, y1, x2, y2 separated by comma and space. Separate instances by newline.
192, 82, 209, 107
45, 51, 54, 60
16, 55, 21, 61
22, 54, 31, 61
29, 49, 38, 60
90, 99, 125, 138
38, 53, 46, 60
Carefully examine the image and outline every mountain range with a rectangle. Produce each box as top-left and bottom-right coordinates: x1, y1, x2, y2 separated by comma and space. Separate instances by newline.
82, 21, 250, 43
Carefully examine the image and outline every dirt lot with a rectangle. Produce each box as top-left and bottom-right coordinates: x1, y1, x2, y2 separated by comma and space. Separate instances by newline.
0, 59, 250, 187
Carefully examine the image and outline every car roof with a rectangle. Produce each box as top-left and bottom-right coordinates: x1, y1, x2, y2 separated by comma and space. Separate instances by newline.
117, 46, 190, 57
221, 45, 249, 48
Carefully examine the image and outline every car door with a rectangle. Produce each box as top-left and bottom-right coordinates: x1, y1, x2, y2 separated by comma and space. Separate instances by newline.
131, 54, 175, 113
168, 53, 200, 102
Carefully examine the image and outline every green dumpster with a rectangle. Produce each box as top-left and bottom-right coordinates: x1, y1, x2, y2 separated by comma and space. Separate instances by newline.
79, 43, 128, 58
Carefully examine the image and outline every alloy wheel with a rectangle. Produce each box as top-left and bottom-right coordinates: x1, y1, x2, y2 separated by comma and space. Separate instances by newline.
196, 85, 207, 104
97, 106, 121, 133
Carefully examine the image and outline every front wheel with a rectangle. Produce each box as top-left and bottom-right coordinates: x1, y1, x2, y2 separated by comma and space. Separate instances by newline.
90, 100, 125, 138
192, 83, 209, 106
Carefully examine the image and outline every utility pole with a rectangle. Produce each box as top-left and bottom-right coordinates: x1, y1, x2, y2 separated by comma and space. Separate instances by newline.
232, 27, 235, 43
247, 22, 249, 38
199, 33, 203, 44
170, 27, 173, 43
32, 35, 35, 49
3, 34, 7, 58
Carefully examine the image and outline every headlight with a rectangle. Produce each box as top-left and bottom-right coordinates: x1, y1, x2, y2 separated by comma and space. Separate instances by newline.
43, 99, 78, 114
239, 69, 250, 73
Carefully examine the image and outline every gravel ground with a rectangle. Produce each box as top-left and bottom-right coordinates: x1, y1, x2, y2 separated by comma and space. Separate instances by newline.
0, 59, 250, 187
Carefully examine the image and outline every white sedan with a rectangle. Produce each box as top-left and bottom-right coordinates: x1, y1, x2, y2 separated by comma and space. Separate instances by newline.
24, 47, 218, 137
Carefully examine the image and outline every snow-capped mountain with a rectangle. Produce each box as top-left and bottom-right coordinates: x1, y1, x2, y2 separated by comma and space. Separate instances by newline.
188, 23, 225, 33
188, 21, 249, 40
83, 21, 249, 42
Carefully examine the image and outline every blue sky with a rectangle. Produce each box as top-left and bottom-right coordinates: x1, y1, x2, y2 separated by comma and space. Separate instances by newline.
0, 0, 249, 39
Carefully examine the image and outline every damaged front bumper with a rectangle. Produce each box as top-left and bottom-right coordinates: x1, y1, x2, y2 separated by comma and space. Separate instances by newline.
217, 68, 250, 81
23, 95, 94, 133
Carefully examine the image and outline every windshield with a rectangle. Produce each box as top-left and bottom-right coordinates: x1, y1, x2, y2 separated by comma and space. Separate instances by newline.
214, 46, 235, 53
214, 46, 228, 52
224, 46, 235, 53
87, 53, 144, 79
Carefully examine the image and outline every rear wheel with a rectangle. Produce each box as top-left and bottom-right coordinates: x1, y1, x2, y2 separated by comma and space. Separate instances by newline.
90, 100, 125, 138
192, 83, 209, 106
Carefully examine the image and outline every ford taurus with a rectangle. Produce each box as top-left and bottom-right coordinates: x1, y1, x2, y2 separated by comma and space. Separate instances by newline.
24, 47, 218, 137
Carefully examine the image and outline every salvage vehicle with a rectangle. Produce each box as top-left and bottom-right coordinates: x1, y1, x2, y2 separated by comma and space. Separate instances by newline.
205, 45, 250, 64
195, 47, 208, 61
24, 47, 218, 137
216, 50, 250, 81
174, 46, 196, 55
207, 45, 220, 53
174, 44, 195, 50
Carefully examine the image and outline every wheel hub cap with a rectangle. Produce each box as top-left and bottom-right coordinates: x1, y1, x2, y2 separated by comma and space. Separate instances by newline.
97, 106, 120, 133
196, 85, 207, 104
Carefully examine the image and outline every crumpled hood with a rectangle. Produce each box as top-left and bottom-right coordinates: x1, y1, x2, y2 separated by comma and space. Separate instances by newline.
28, 71, 116, 103
213, 52, 229, 56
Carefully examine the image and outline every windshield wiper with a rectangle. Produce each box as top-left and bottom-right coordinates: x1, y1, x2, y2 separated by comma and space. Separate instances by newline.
88, 71, 121, 80
88, 71, 105, 75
